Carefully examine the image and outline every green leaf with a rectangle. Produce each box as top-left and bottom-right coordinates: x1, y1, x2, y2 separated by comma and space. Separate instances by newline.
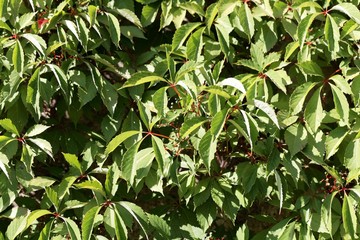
112, 206, 128, 240
62, 19, 80, 42
153, 87, 168, 117
121, 140, 143, 185
196, 199, 217, 230
265, 218, 292, 239
45, 187, 59, 210
210, 108, 228, 138
141, 4, 159, 27
121, 110, 143, 148
28, 138, 53, 159
106, 12, 121, 46
236, 224, 250, 240
147, 213, 171, 238
205, 3, 218, 30
175, 60, 203, 82
279, 221, 296, 240
46, 64, 69, 103
151, 135, 167, 174
180, 117, 207, 139
297, 13, 320, 49
76, 16, 89, 50
18, 12, 36, 30
274, 170, 283, 213
5, 215, 28, 240
105, 130, 141, 156
82, 205, 102, 240
25, 124, 50, 137
26, 209, 52, 229
210, 181, 225, 208
330, 75, 351, 95
100, 80, 118, 115
325, 127, 348, 159
289, 82, 317, 115
199, 131, 217, 172
0, 118, 19, 136
12, 40, 24, 74
186, 27, 205, 61
26, 67, 41, 121
172, 22, 202, 51
203, 85, 231, 99
88, 5, 98, 27
341, 19, 358, 39
58, 176, 77, 200
215, 23, 231, 60
238, 2, 254, 41
265, 69, 291, 94
284, 123, 308, 156
63, 217, 82, 240
344, 139, 360, 176
297, 61, 324, 77
332, 2, 360, 24
118, 201, 149, 239
0, 20, 12, 32
218, 77, 246, 94
114, 8, 142, 28
74, 179, 106, 197
253, 99, 279, 128
121, 72, 167, 88
0, 152, 10, 180
62, 153, 82, 174
22, 33, 47, 56
38, 219, 54, 240
304, 87, 325, 133
342, 194, 357, 239
0, 188, 18, 214
29, 177, 56, 189
324, 15, 340, 54
137, 101, 151, 130
228, 110, 256, 151
105, 164, 121, 198
321, 192, 337, 235
330, 83, 350, 125
284, 41, 299, 62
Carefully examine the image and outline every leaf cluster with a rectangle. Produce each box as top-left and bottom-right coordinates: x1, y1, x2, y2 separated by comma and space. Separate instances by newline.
1, 0, 360, 239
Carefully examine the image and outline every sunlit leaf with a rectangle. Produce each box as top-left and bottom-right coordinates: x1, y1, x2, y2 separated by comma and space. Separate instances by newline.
253, 99, 279, 128
172, 22, 202, 51
82, 205, 102, 240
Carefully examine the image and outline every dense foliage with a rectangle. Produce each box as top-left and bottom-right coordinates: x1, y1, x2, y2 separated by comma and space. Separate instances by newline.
1, 0, 360, 239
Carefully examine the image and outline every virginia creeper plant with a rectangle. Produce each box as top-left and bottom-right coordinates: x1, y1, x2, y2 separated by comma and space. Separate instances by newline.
1, 0, 360, 239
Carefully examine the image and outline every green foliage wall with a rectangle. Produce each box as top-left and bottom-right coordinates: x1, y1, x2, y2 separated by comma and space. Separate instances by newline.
1, 0, 360, 239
